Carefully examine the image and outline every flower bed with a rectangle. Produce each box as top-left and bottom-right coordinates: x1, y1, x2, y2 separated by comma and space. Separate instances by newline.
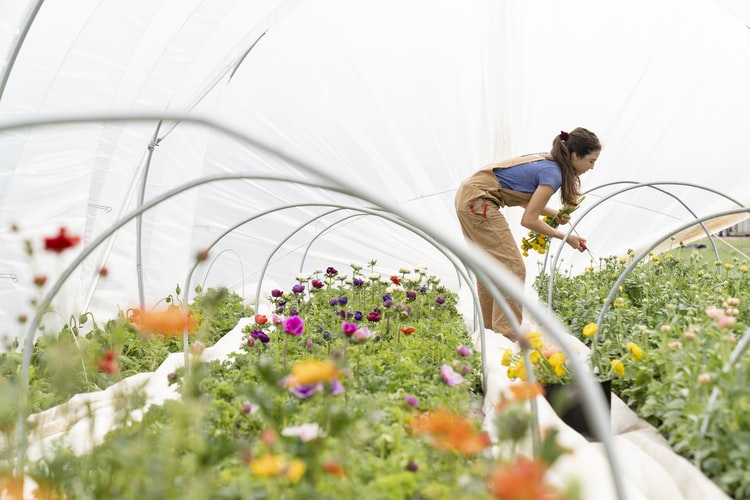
536, 247, 750, 499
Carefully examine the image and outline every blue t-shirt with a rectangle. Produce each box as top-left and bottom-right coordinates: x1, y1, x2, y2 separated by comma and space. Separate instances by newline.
493, 158, 562, 193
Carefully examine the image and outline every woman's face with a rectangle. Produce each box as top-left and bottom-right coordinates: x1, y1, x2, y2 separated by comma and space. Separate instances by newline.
572, 150, 600, 174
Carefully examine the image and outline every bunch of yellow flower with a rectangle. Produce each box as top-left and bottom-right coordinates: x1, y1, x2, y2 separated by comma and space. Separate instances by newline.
501, 331, 573, 385
520, 196, 585, 257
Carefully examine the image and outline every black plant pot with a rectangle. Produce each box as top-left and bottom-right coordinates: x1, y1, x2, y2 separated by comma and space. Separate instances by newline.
543, 378, 612, 441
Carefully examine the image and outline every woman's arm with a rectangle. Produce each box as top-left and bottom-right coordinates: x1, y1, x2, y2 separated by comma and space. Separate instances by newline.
520, 185, 586, 251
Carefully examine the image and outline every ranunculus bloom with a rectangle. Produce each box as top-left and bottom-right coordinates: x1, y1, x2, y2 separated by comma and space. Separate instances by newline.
456, 345, 472, 356
284, 316, 305, 336
366, 311, 381, 322
271, 289, 283, 298
582, 322, 598, 337
353, 310, 363, 321
626, 341, 644, 360
400, 327, 416, 335
435, 296, 445, 305
254, 314, 268, 325
284, 359, 342, 388
311, 279, 324, 289
353, 278, 364, 286
342, 321, 357, 337
326, 266, 338, 276
404, 394, 419, 408
338, 296, 348, 305
292, 284, 305, 294
131, 307, 197, 337
44, 227, 81, 253
410, 408, 491, 455
282, 423, 325, 442
353, 327, 372, 341
440, 364, 464, 386
98, 350, 119, 374
390, 275, 401, 285
406, 290, 417, 300
488, 458, 559, 499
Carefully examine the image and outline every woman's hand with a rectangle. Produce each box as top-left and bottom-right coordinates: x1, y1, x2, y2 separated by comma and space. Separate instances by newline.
554, 213, 571, 226
567, 234, 588, 252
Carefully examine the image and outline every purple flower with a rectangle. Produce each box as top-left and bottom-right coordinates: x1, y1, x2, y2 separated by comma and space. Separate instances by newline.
457, 345, 473, 357
366, 311, 381, 322
289, 383, 323, 399
250, 330, 270, 343
353, 278, 364, 286
342, 321, 357, 337
435, 296, 445, 305
289, 309, 299, 316
404, 394, 419, 408
292, 284, 305, 294
329, 299, 339, 307
330, 378, 345, 396
306, 339, 314, 350
242, 401, 256, 414
284, 316, 305, 336
322, 330, 331, 340
338, 296, 348, 305
418, 286, 427, 293
326, 266, 338, 276
462, 364, 471, 374
271, 289, 283, 298
311, 279, 324, 289
383, 298, 393, 308
406, 290, 417, 300
440, 364, 464, 386
406, 460, 419, 472
353, 310, 363, 321
382, 294, 392, 302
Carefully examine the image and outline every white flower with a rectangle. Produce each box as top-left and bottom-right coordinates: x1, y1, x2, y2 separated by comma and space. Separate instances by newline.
281, 423, 325, 442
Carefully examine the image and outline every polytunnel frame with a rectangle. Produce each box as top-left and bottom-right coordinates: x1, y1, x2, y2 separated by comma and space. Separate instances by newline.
545, 181, 745, 308
1, 113, 626, 499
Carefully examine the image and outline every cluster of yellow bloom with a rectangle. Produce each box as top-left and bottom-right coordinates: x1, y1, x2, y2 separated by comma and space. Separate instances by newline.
519, 196, 585, 257
501, 331, 572, 385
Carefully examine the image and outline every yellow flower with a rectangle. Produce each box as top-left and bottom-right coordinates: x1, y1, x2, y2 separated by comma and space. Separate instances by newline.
547, 352, 566, 368
741, 265, 748, 273
725, 263, 734, 270
286, 459, 306, 483
524, 331, 543, 350
582, 323, 598, 338
610, 359, 625, 377
284, 359, 341, 388
553, 365, 567, 378
501, 349, 513, 367
507, 365, 518, 379
529, 351, 541, 364
626, 342, 643, 361
250, 455, 286, 477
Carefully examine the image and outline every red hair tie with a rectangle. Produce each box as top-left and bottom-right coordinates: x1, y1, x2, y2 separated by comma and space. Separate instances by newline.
560, 131, 569, 141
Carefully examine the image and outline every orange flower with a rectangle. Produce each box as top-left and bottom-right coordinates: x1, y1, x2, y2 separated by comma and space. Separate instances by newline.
283, 359, 341, 388
323, 460, 347, 478
488, 457, 561, 499
410, 408, 491, 456
131, 306, 197, 337
496, 382, 544, 411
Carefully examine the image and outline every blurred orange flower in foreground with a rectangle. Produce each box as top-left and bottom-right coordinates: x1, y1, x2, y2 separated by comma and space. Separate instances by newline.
496, 381, 545, 411
130, 306, 197, 337
488, 457, 562, 500
410, 408, 491, 456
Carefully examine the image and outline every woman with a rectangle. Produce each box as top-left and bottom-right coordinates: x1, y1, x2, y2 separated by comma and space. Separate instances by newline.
455, 127, 601, 339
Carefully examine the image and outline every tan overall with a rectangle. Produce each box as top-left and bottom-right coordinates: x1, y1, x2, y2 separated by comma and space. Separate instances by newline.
454, 154, 547, 338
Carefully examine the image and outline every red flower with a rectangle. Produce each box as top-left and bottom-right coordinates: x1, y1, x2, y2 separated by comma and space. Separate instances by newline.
390, 275, 401, 285
99, 266, 109, 277
33, 275, 47, 287
399, 327, 416, 335
44, 227, 81, 254
254, 314, 268, 325
98, 350, 119, 374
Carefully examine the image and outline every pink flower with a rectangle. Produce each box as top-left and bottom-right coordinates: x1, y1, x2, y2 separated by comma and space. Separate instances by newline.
698, 373, 711, 385
440, 364, 464, 386
342, 321, 357, 337
404, 394, 419, 408
284, 316, 304, 336
668, 341, 682, 350
456, 345, 473, 357
353, 327, 372, 341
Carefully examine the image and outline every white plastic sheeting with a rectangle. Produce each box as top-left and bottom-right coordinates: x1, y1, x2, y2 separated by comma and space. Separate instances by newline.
2, 0, 750, 342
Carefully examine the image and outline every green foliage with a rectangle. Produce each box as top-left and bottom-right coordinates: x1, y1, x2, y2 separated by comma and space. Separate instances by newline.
537, 246, 750, 499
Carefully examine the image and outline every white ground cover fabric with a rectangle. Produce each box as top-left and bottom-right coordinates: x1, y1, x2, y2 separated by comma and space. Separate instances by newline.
24, 290, 730, 499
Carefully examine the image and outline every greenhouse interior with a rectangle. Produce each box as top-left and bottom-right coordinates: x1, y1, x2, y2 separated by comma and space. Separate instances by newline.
1, 1, 750, 498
